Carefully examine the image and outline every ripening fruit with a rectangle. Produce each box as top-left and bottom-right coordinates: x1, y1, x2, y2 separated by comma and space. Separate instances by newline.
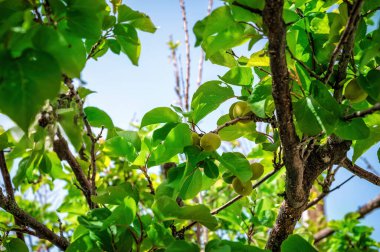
343, 79, 368, 103
232, 101, 252, 119
250, 163, 264, 180
191, 132, 201, 146
200, 133, 221, 152
232, 177, 253, 196
229, 102, 238, 119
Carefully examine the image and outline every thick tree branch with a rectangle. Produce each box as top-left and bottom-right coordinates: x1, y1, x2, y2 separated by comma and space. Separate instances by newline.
263, 0, 304, 209
0, 151, 24, 241
314, 193, 380, 243
344, 103, 380, 120
341, 158, 380, 186
323, 0, 364, 84
53, 129, 94, 208
0, 189, 69, 250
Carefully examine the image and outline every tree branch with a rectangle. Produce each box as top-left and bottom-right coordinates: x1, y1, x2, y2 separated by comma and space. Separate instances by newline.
286, 48, 324, 82
211, 114, 277, 134
314, 193, 380, 243
53, 129, 94, 208
307, 175, 355, 209
179, 0, 191, 111
263, 0, 304, 209
341, 158, 380, 186
0, 150, 24, 241
0, 188, 69, 250
231, 1, 262, 15
344, 103, 380, 120
323, 0, 364, 84
178, 168, 281, 234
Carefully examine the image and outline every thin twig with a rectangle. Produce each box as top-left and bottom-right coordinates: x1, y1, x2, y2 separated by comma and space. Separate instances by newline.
286, 48, 324, 82
314, 193, 380, 243
323, 0, 364, 84
0, 151, 25, 241
306, 175, 355, 209
212, 115, 277, 134
179, 0, 191, 111
343, 103, 380, 120
178, 167, 281, 233
140, 166, 155, 195
196, 0, 214, 87
169, 36, 183, 108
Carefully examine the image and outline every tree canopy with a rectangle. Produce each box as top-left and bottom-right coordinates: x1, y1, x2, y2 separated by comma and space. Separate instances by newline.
0, 0, 380, 251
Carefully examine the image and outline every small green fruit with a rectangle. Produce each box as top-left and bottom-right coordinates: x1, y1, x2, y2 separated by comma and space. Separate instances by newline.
200, 133, 221, 152
343, 79, 368, 103
250, 163, 264, 180
229, 102, 238, 119
232, 177, 252, 196
232, 101, 252, 124
191, 132, 201, 146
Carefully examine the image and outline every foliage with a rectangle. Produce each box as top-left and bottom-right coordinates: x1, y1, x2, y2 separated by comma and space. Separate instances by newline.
0, 0, 380, 251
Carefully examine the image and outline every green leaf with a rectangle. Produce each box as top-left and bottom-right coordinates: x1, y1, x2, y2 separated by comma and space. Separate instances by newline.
92, 182, 139, 205
217, 114, 245, 141
32, 26, 86, 78
4, 238, 28, 252
246, 50, 270, 67
140, 107, 180, 128
357, 70, 380, 102
335, 118, 370, 140
58, 109, 83, 151
206, 239, 268, 252
154, 196, 218, 230
219, 66, 253, 86
203, 159, 219, 179
248, 83, 272, 118
281, 235, 317, 252
218, 152, 252, 183
179, 168, 203, 200
118, 5, 156, 33
102, 197, 136, 229
114, 23, 141, 65
191, 81, 234, 123
66, 0, 106, 39
84, 106, 114, 129
166, 240, 200, 252
0, 50, 61, 132
294, 97, 337, 135
116, 131, 141, 151
103, 136, 137, 162
66, 234, 102, 252
149, 123, 192, 165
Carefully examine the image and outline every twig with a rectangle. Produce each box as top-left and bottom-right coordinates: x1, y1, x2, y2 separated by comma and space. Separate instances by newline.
196, 0, 214, 87
0, 151, 25, 241
211, 115, 277, 134
314, 193, 380, 243
231, 1, 263, 15
323, 0, 364, 84
53, 129, 94, 208
286, 48, 324, 82
341, 158, 380, 186
178, 167, 281, 233
179, 0, 191, 111
306, 175, 355, 209
0, 189, 69, 250
140, 166, 155, 195
343, 103, 380, 120
169, 36, 183, 108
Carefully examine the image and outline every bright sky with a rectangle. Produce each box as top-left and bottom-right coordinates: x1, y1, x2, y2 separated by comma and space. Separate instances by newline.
0, 0, 378, 242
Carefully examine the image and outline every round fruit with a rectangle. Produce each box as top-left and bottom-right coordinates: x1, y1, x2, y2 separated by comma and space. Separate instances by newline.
250, 163, 264, 180
343, 79, 368, 103
232, 101, 251, 118
200, 133, 221, 152
229, 102, 238, 119
191, 132, 201, 146
232, 177, 253, 196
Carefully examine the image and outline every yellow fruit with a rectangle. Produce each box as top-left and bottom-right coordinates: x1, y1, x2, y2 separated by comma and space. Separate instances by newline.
229, 102, 238, 119
232, 101, 253, 125
250, 163, 264, 180
191, 132, 201, 146
200, 133, 221, 152
232, 177, 253, 196
343, 79, 368, 103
